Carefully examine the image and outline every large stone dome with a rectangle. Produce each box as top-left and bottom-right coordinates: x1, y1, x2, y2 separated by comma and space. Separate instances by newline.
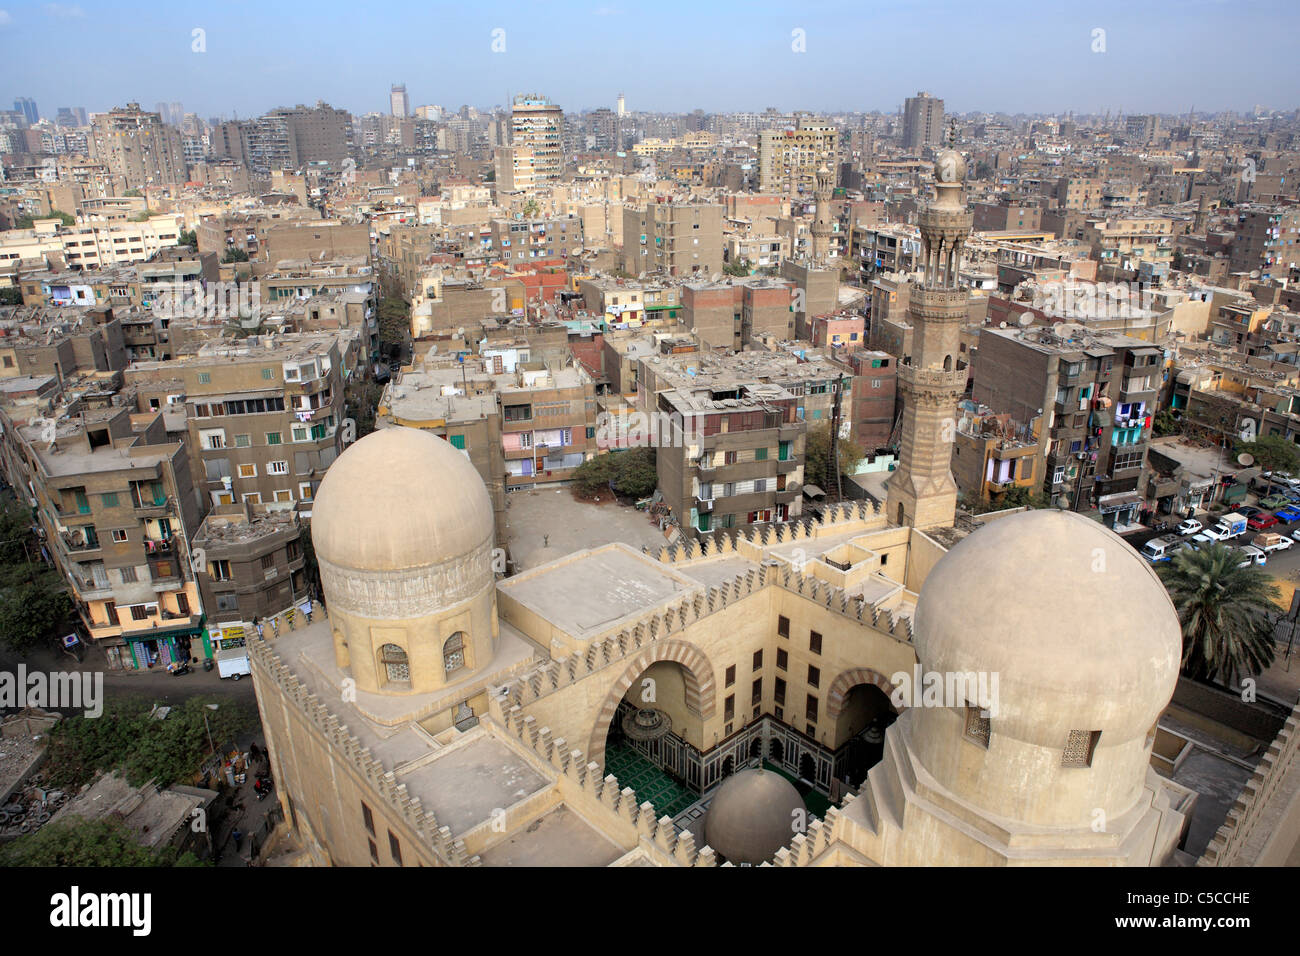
311, 426, 494, 573
913, 510, 1181, 747
704, 768, 805, 865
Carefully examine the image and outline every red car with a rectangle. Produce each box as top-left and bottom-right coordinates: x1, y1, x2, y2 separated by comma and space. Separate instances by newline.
1248, 512, 1280, 530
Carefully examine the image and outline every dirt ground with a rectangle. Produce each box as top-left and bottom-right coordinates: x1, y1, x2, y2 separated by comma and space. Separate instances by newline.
502, 486, 669, 571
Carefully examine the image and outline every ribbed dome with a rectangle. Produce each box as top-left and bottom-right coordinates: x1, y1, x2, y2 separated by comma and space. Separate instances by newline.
311, 426, 493, 572
913, 510, 1181, 745
704, 769, 805, 865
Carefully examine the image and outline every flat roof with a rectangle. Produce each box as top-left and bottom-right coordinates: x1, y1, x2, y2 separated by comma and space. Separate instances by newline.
500, 544, 700, 642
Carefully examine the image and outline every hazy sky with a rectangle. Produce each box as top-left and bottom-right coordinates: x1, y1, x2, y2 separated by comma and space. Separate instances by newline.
1, 0, 1295, 120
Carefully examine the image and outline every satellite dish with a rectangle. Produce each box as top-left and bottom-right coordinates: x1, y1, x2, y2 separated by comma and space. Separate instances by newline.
1237, 453, 1255, 467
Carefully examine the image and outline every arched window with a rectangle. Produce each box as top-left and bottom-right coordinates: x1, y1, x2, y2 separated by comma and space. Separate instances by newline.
943, 354, 952, 371
379, 643, 409, 683
443, 632, 466, 675
896, 503, 905, 526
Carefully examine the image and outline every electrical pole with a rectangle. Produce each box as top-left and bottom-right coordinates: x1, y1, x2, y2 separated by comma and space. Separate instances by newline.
830, 373, 846, 501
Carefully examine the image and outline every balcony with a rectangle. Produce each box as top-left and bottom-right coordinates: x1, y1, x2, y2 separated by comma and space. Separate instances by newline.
61, 528, 101, 554
777, 423, 801, 441
776, 457, 799, 474
695, 496, 714, 512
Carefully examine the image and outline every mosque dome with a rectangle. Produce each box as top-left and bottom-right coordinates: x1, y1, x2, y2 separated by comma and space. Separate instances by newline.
704, 768, 805, 864
311, 426, 494, 573
912, 510, 1181, 747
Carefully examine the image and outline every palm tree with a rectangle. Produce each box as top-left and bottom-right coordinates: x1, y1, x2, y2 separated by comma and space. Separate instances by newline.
1157, 543, 1278, 686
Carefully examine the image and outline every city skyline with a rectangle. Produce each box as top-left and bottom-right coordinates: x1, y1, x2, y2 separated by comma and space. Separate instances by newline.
0, 0, 1296, 120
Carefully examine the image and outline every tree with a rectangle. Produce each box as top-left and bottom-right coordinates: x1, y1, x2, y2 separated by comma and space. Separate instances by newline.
1236, 435, 1300, 491
803, 422, 864, 492
1157, 543, 1278, 687
15, 208, 74, 229
0, 287, 22, 306
612, 447, 657, 498
1152, 407, 1182, 438
43, 695, 258, 791
0, 499, 72, 652
0, 818, 204, 867
221, 248, 249, 263
376, 296, 410, 357
571, 454, 616, 497
723, 258, 751, 277
177, 228, 197, 248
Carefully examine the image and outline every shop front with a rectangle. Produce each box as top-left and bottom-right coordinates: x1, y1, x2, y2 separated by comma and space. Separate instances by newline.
120, 620, 207, 671
1098, 491, 1143, 531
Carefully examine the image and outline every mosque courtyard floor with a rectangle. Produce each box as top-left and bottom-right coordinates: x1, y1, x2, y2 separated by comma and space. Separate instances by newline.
603, 743, 834, 822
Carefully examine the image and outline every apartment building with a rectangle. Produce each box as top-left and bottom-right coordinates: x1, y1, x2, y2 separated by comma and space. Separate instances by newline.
838, 348, 897, 453
1081, 214, 1176, 268
622, 201, 724, 277
1229, 205, 1300, 281
652, 381, 805, 537
951, 401, 1040, 508
499, 362, 598, 490
192, 506, 309, 628
0, 404, 204, 670
0, 214, 183, 270
680, 278, 794, 350
89, 104, 186, 187
126, 333, 346, 512
901, 92, 944, 152
757, 117, 838, 194
489, 216, 584, 265
0, 304, 128, 378
509, 95, 564, 186
973, 325, 1161, 528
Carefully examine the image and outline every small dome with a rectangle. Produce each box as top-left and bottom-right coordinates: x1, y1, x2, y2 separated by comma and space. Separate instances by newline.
311, 427, 494, 572
704, 769, 805, 864
913, 510, 1181, 746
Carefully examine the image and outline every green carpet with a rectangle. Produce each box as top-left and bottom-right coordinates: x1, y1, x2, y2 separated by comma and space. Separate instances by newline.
604, 743, 699, 817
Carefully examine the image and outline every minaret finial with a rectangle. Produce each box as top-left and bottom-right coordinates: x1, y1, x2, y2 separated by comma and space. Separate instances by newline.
947, 121, 957, 147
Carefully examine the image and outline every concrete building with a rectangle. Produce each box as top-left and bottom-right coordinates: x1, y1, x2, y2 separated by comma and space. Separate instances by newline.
972, 325, 1160, 527
622, 201, 723, 278
758, 117, 838, 195
509, 95, 564, 187
0, 404, 205, 670
901, 92, 943, 152
126, 333, 347, 512
193, 505, 308, 628
89, 104, 186, 187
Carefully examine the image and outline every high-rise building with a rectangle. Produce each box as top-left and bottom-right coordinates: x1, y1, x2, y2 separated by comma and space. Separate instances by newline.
509, 94, 564, 185
390, 83, 410, 118
757, 116, 838, 194
885, 145, 972, 530
90, 103, 186, 186
13, 97, 39, 125
902, 91, 944, 152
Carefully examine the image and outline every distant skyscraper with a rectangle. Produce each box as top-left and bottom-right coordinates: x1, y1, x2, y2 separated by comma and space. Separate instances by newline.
390, 84, 410, 118
902, 91, 944, 151
13, 98, 38, 125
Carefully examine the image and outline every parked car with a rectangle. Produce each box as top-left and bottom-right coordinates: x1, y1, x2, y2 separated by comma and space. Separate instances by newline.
1175, 517, 1203, 535
1248, 512, 1280, 530
1259, 494, 1292, 510
1276, 505, 1300, 522
1235, 545, 1267, 568
1236, 506, 1263, 519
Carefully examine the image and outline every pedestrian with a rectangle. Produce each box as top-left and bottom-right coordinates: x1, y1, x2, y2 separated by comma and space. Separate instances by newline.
302, 598, 313, 624
232, 827, 242, 849
255, 617, 264, 639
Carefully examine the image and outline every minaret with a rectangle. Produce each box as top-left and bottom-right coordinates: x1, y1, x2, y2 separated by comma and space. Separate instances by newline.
885, 140, 972, 530
811, 163, 834, 265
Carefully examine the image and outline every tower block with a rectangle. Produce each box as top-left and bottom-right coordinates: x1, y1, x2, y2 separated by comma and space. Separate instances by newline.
886, 146, 973, 530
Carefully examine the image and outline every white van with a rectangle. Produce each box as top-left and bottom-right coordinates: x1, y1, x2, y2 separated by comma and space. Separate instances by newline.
1140, 536, 1181, 563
